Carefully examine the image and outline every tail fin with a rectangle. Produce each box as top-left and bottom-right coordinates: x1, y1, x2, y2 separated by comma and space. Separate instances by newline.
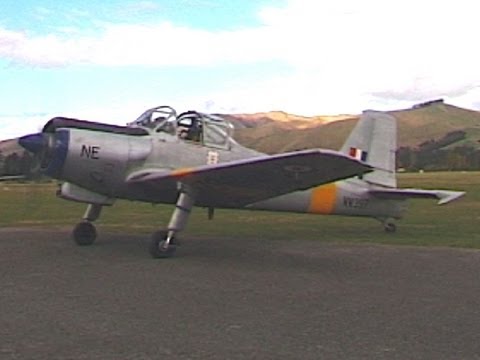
340, 110, 397, 188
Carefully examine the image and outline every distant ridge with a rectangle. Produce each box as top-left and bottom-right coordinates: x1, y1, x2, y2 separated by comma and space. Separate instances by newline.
2, 101, 480, 156
0, 138, 21, 156
231, 101, 480, 153
221, 111, 353, 130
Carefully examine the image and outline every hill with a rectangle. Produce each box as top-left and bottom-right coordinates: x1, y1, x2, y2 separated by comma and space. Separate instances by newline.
2, 100, 480, 161
0, 139, 22, 156
392, 102, 480, 148
222, 111, 351, 130
230, 101, 480, 153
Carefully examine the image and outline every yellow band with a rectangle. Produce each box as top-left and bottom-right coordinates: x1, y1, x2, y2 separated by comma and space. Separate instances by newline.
308, 183, 337, 214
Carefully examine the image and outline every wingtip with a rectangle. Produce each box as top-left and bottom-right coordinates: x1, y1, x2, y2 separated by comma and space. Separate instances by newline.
437, 191, 465, 205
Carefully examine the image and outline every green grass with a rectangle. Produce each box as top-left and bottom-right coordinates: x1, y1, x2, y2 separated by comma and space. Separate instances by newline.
1, 172, 478, 248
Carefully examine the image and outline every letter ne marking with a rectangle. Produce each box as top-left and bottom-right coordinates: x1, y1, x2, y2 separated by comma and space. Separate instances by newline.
81, 145, 100, 160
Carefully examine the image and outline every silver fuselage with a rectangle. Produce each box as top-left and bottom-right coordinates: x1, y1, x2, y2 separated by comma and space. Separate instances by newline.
59, 128, 405, 220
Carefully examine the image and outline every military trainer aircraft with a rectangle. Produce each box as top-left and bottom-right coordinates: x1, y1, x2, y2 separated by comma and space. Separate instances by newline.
18, 105, 464, 258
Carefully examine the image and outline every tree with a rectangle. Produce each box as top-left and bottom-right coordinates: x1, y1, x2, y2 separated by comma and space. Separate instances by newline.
0, 150, 4, 175
4, 152, 21, 175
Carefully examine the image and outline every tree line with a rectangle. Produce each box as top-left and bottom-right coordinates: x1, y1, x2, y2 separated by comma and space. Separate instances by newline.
397, 130, 480, 171
0, 150, 36, 178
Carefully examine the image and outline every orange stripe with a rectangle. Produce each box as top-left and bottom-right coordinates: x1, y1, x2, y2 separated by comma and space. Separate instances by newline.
170, 168, 194, 177
308, 183, 337, 214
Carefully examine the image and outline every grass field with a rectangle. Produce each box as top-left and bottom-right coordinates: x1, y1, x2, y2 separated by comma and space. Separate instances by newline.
1, 171, 478, 248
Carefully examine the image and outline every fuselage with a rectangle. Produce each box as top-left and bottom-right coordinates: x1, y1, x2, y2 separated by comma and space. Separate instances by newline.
56, 127, 405, 221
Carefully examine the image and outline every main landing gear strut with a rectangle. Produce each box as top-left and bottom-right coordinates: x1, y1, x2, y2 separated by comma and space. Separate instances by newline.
149, 187, 195, 259
72, 204, 102, 246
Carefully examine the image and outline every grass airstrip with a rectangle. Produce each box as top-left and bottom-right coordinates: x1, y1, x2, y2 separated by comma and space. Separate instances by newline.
1, 171, 479, 248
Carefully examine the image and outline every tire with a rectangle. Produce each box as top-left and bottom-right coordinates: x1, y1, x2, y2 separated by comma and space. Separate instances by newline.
149, 230, 177, 258
72, 221, 97, 246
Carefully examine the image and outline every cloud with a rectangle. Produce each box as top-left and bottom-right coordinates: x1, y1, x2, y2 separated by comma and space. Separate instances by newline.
0, 23, 245, 67
0, 27, 93, 67
0, 104, 145, 141
1, 0, 479, 116
0, 113, 51, 141
2, 0, 479, 71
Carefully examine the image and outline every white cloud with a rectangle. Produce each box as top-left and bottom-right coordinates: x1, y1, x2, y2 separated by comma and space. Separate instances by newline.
0, 105, 141, 141
223, 0, 480, 113
0, 114, 51, 141
3, 0, 479, 72
1, 0, 479, 118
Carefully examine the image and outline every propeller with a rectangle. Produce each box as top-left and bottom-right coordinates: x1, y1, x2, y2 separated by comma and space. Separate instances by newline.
19, 132, 51, 175
18, 133, 46, 154
17, 130, 69, 179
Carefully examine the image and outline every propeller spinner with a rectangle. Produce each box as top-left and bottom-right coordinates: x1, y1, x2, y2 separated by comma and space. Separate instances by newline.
18, 130, 69, 178
18, 133, 48, 153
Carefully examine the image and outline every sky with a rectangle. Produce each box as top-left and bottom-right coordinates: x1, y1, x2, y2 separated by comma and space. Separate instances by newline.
1, 0, 480, 140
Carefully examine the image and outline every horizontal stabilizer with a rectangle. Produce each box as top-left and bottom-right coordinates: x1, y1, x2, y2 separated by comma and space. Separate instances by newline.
0, 175, 25, 182
370, 188, 465, 205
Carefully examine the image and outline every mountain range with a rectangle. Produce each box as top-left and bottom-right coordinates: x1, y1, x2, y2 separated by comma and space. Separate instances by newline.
225, 100, 480, 154
2, 99, 480, 156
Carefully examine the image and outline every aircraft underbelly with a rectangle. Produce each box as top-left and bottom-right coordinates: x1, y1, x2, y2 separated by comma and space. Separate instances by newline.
122, 182, 179, 204
247, 191, 311, 213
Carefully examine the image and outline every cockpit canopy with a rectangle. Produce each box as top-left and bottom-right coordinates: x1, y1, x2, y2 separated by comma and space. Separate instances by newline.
129, 105, 178, 130
128, 105, 235, 149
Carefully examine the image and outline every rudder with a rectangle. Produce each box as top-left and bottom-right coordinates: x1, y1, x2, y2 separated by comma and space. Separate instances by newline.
340, 110, 397, 188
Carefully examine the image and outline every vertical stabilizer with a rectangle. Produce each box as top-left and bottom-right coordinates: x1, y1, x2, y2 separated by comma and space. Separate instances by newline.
340, 111, 397, 188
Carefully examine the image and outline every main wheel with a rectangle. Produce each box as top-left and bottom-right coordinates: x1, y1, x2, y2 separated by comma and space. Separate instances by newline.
149, 230, 177, 258
72, 221, 97, 246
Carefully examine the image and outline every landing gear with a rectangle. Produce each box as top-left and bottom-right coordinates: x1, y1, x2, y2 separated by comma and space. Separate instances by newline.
149, 187, 195, 259
383, 219, 397, 233
149, 230, 177, 258
73, 221, 97, 246
72, 204, 102, 246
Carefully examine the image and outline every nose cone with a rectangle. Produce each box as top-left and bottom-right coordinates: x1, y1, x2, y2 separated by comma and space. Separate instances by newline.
18, 133, 45, 154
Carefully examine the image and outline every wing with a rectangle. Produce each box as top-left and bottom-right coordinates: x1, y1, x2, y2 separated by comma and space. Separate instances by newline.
370, 188, 465, 205
127, 149, 372, 208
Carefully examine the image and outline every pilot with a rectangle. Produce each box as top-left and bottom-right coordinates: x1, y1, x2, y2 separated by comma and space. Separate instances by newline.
178, 127, 189, 139
186, 119, 202, 142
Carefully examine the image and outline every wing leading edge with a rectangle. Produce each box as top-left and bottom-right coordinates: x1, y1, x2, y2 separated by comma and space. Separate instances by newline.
127, 149, 372, 208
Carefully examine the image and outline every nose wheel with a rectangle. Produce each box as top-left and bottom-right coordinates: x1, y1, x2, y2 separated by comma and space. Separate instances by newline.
72, 204, 102, 246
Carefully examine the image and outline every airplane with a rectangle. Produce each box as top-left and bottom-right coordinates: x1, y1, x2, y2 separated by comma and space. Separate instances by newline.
17, 105, 464, 258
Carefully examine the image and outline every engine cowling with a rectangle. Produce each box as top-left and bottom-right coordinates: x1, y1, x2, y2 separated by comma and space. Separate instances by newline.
19, 127, 151, 197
